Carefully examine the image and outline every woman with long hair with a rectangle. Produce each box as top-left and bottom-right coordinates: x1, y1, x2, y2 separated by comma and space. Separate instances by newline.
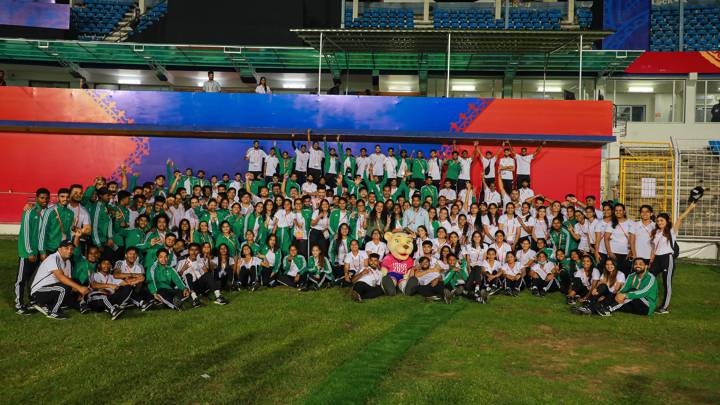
291, 198, 310, 258
604, 203, 632, 275
578, 258, 626, 315
594, 202, 614, 267
531, 206, 549, 250
352, 199, 368, 247
192, 220, 214, 250
211, 243, 234, 289
272, 198, 294, 255
629, 204, 656, 265
255, 76, 272, 94
236, 244, 262, 291
499, 202, 521, 252
366, 201, 388, 241
214, 220, 239, 259
502, 251, 523, 296
310, 198, 331, 255
176, 218, 192, 243
364, 229, 389, 258
567, 255, 599, 305
329, 223, 354, 282
568, 209, 591, 255
516, 201, 535, 246
482, 203, 500, 245
301, 244, 333, 290
650, 202, 696, 314
258, 234, 281, 288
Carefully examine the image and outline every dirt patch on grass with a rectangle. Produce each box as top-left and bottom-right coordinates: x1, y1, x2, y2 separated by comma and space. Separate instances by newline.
607, 365, 652, 375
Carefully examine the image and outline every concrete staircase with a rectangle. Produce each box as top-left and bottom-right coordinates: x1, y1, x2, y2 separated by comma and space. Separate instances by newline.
104, 4, 137, 42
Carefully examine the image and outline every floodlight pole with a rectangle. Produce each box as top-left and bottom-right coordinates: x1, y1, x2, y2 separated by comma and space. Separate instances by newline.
318, 32, 323, 96
578, 34, 583, 100
446, 32, 452, 97
504, 0, 510, 29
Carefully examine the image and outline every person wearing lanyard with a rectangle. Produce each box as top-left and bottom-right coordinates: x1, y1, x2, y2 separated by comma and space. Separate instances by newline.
427, 150, 442, 189
329, 223, 354, 283
604, 203, 633, 276
329, 197, 351, 239
38, 188, 74, 261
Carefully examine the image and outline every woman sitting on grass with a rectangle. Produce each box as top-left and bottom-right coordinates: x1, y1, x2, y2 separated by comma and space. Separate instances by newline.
301, 244, 333, 291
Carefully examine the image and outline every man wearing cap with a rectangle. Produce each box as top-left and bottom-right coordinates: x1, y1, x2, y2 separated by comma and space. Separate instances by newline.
30, 239, 90, 320
15, 188, 50, 315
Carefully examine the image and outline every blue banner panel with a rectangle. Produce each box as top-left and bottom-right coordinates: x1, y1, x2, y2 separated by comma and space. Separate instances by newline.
0, 0, 70, 29
603, 0, 650, 50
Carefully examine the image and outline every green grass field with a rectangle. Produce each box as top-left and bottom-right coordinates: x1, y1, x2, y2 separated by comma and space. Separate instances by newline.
2, 238, 719, 404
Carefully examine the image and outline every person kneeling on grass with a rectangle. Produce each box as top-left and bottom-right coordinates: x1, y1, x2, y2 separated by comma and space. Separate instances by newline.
87, 259, 130, 320
147, 248, 189, 310
566, 255, 600, 305
30, 240, 90, 320
530, 251, 561, 297
603, 258, 657, 317
350, 253, 385, 302
176, 243, 228, 308
300, 244, 334, 291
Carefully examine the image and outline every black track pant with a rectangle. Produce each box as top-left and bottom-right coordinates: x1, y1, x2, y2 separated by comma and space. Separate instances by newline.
237, 266, 259, 287
88, 286, 133, 312
614, 254, 632, 276
589, 283, 614, 304
416, 283, 444, 298
15, 257, 39, 309
353, 282, 384, 300
651, 253, 675, 310
534, 276, 561, 292
277, 273, 304, 288
466, 266, 483, 290
31, 283, 79, 314
184, 272, 219, 297
609, 297, 651, 316
505, 276, 522, 290
570, 277, 590, 297
154, 288, 181, 309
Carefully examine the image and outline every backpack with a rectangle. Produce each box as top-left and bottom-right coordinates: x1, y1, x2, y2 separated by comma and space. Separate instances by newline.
671, 233, 680, 259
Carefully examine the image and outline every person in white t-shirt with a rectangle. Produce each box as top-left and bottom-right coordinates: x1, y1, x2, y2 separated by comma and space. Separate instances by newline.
457, 149, 473, 191
629, 205, 655, 264
427, 149, 442, 188
369, 145, 387, 179
510, 141, 544, 187
498, 146, 516, 194
263, 146, 280, 183
477, 144, 501, 189
245, 141, 267, 179
567, 255, 600, 304
291, 133, 310, 184
307, 130, 324, 185
350, 253, 386, 302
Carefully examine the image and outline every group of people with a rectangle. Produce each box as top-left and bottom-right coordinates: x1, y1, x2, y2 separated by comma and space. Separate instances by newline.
15, 131, 696, 321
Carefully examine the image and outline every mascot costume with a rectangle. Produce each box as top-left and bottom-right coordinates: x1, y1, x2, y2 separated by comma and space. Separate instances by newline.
380, 231, 418, 295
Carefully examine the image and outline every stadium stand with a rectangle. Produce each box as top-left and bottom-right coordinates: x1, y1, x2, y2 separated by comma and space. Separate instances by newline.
127, 1, 168, 38
651, 3, 720, 51
345, 7, 415, 29
71, 0, 134, 41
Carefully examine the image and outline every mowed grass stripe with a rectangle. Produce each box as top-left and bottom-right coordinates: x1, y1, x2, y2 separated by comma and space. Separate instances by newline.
302, 299, 467, 405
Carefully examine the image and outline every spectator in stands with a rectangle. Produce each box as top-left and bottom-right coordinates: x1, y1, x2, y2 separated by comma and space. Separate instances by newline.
130, 7, 141, 31
711, 100, 720, 122
328, 78, 342, 95
79, 78, 89, 89
0, 70, 6, 86
255, 77, 272, 94
203, 71, 221, 93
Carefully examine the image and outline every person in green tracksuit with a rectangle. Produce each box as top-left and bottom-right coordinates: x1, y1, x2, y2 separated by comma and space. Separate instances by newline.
277, 244, 307, 288
444, 152, 462, 190
38, 188, 75, 259
300, 245, 334, 290
146, 248, 189, 310
606, 258, 658, 316
420, 176, 439, 206
328, 197, 353, 239
411, 151, 428, 182
90, 188, 115, 261
124, 215, 149, 262
110, 190, 132, 254
363, 170, 388, 202
258, 234, 282, 287
443, 254, 469, 292
214, 221, 240, 258
342, 174, 363, 199
15, 188, 50, 313
72, 245, 100, 286
193, 221, 215, 250
272, 199, 294, 255
341, 145, 356, 178
549, 218, 572, 260
278, 149, 295, 179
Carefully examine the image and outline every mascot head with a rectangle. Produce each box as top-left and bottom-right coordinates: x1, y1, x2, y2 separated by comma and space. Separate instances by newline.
384, 231, 413, 261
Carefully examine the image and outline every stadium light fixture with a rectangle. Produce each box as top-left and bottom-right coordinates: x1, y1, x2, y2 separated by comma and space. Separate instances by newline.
537, 86, 562, 93
118, 78, 141, 85
451, 84, 476, 92
388, 85, 412, 92
628, 86, 654, 93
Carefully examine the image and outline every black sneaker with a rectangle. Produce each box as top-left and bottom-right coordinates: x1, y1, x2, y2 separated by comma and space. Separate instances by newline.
351, 290, 362, 303
172, 296, 183, 311
250, 282, 260, 292
566, 296, 576, 305
531, 287, 539, 296
15, 307, 32, 316
111, 307, 125, 321
504, 288, 512, 296
79, 302, 91, 314
192, 298, 202, 309
598, 306, 612, 317
33, 304, 49, 316
214, 296, 229, 305
538, 289, 547, 297
47, 311, 69, 320
573, 305, 592, 315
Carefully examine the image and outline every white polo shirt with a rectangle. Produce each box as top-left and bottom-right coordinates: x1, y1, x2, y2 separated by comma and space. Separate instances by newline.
246, 148, 267, 172
31, 252, 72, 294
499, 157, 515, 180
630, 220, 656, 260
515, 154, 534, 176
